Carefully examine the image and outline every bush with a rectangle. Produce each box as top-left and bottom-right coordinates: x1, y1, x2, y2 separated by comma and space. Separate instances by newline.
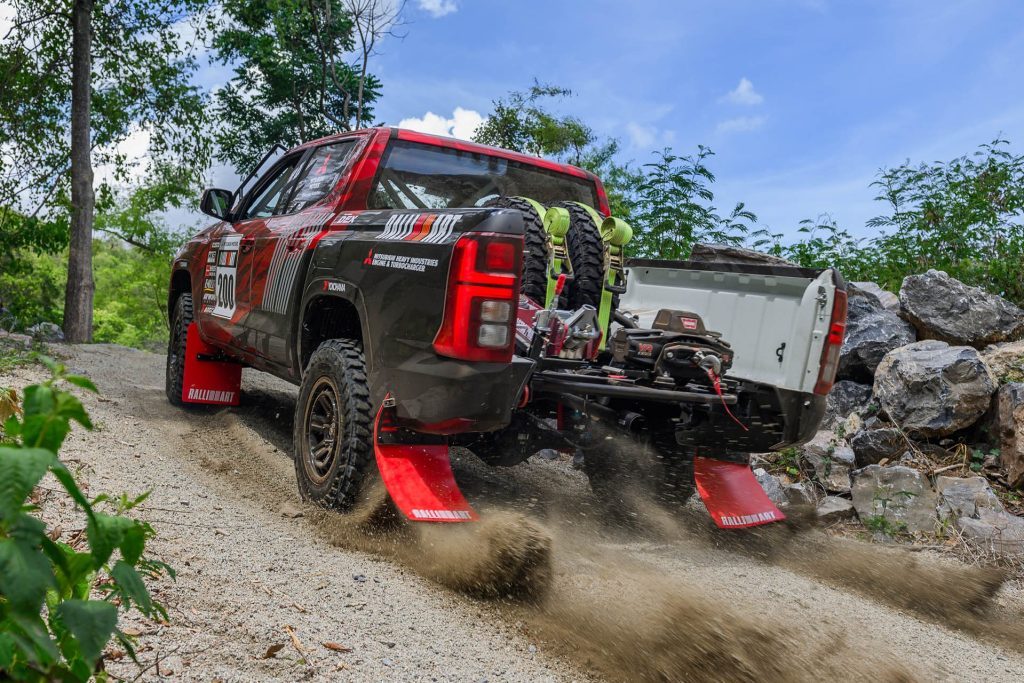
0, 357, 172, 681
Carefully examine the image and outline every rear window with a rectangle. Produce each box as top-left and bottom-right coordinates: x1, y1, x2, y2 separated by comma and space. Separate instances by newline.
368, 139, 599, 210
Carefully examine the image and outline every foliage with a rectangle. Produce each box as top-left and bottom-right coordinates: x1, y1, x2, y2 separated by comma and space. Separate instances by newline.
628, 148, 757, 260
0, 0, 212, 240
863, 515, 908, 537
214, 0, 382, 173
473, 82, 596, 164
0, 358, 172, 681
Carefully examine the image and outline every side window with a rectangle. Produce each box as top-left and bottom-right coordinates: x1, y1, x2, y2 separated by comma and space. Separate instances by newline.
283, 140, 357, 214
242, 156, 302, 220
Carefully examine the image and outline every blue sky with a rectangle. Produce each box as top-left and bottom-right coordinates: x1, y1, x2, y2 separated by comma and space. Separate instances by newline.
193, 0, 1024, 239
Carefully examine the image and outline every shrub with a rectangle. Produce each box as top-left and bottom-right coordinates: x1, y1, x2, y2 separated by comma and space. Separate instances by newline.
0, 357, 172, 681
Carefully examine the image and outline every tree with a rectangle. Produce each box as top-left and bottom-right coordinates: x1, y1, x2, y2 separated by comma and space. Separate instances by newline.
0, 0, 212, 342
473, 82, 595, 163
344, 0, 406, 128
629, 147, 756, 259
214, 0, 383, 173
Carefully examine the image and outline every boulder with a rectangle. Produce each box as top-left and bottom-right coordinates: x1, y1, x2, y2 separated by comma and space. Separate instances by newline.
899, 270, 1024, 348
838, 293, 917, 382
26, 321, 64, 342
850, 465, 938, 534
848, 426, 907, 467
753, 468, 787, 506
935, 476, 1003, 520
996, 383, 1024, 488
783, 482, 817, 507
801, 430, 855, 493
816, 496, 856, 523
853, 281, 900, 312
981, 340, 1024, 384
957, 508, 1024, 556
823, 381, 873, 428
688, 243, 797, 267
873, 340, 997, 437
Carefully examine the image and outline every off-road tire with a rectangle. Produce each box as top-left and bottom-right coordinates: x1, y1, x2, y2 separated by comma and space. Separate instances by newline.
555, 201, 606, 311
165, 293, 194, 406
484, 196, 550, 304
294, 339, 374, 511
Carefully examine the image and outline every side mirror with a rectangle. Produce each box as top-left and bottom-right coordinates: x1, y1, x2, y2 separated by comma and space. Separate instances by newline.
200, 188, 233, 221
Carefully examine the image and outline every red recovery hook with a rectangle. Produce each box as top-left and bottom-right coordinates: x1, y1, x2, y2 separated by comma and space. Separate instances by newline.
694, 455, 786, 529
372, 399, 478, 523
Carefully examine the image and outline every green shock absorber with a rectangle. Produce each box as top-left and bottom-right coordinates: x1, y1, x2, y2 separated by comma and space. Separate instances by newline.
542, 205, 572, 308
568, 203, 633, 349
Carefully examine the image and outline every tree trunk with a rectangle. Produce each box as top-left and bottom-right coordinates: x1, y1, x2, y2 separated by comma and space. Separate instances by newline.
64, 0, 95, 343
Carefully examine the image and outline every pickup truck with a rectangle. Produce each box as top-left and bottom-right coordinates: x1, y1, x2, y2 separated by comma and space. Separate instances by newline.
166, 127, 848, 529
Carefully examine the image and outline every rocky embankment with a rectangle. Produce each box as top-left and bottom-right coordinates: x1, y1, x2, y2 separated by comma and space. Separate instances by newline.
755, 265, 1024, 560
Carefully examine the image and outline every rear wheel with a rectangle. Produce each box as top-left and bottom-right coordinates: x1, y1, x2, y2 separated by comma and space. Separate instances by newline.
484, 196, 550, 304
294, 339, 374, 511
165, 293, 193, 407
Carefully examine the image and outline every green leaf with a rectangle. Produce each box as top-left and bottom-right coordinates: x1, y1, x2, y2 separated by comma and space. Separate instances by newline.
86, 513, 136, 567
49, 462, 93, 514
55, 392, 92, 431
54, 600, 118, 667
0, 447, 56, 521
0, 632, 16, 670
0, 538, 55, 612
65, 375, 98, 393
120, 524, 146, 565
110, 560, 154, 615
8, 612, 60, 665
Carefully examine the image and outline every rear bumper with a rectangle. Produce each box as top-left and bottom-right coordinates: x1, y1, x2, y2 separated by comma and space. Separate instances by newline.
385, 353, 532, 434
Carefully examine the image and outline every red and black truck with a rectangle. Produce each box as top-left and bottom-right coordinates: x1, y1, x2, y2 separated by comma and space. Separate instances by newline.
166, 127, 847, 528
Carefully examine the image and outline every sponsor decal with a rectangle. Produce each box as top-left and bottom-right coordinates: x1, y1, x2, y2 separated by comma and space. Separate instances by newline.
322, 280, 346, 293
187, 388, 236, 403
211, 234, 241, 319
718, 510, 780, 527
261, 217, 332, 315
681, 317, 698, 330
637, 342, 654, 357
410, 508, 473, 521
377, 213, 460, 243
334, 212, 358, 225
515, 316, 534, 344
365, 251, 439, 273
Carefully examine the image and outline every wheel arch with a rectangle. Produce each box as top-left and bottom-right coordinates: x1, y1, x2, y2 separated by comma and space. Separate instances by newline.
298, 292, 366, 373
168, 268, 192, 325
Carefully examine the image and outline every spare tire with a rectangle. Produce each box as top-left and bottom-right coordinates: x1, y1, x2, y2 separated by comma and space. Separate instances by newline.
554, 202, 606, 311
484, 196, 549, 305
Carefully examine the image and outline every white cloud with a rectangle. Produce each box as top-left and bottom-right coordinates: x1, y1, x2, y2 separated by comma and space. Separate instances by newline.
722, 77, 764, 106
397, 107, 484, 140
626, 123, 656, 149
715, 116, 766, 134
94, 127, 153, 188
417, 0, 457, 18
0, 4, 17, 35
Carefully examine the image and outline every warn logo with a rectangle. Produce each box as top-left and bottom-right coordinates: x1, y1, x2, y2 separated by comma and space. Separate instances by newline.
187, 388, 235, 403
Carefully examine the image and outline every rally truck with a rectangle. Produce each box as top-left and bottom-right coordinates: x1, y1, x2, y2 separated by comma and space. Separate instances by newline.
165, 127, 848, 528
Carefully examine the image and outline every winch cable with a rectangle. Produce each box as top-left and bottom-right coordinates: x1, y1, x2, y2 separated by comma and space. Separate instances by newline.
704, 367, 749, 432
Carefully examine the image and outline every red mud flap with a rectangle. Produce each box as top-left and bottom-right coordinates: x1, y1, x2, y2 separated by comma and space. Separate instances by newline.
373, 401, 478, 523
181, 323, 241, 406
694, 456, 786, 529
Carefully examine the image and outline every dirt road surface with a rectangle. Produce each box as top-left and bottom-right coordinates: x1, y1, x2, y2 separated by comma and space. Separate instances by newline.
7, 343, 1024, 682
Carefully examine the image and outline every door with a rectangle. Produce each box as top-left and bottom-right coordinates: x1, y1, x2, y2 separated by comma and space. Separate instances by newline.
198, 154, 305, 354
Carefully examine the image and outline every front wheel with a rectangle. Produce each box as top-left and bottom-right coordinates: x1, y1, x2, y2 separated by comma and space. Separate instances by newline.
293, 339, 374, 511
165, 293, 193, 407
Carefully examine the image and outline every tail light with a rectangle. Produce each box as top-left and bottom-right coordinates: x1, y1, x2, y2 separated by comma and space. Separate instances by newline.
813, 288, 848, 395
433, 232, 523, 363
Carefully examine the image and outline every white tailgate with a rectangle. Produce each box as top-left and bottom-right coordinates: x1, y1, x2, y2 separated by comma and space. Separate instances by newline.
617, 263, 837, 393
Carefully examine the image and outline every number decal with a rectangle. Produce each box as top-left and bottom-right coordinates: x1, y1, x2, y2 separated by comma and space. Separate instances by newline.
212, 234, 241, 319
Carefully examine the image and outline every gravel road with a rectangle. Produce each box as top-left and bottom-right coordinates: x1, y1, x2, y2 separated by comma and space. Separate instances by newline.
6, 343, 1024, 682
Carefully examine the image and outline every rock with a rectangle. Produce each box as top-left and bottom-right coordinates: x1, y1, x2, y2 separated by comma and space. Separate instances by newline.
801, 430, 855, 493
848, 426, 907, 467
535, 448, 560, 461
935, 476, 1003, 520
853, 281, 900, 312
957, 508, 1024, 556
279, 502, 304, 519
753, 468, 787, 506
783, 482, 817, 507
838, 293, 917, 382
873, 340, 997, 437
26, 321, 64, 342
688, 243, 797, 267
824, 381, 873, 428
996, 383, 1024, 488
981, 340, 1024, 384
899, 269, 1024, 348
816, 496, 856, 523
850, 465, 938, 534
